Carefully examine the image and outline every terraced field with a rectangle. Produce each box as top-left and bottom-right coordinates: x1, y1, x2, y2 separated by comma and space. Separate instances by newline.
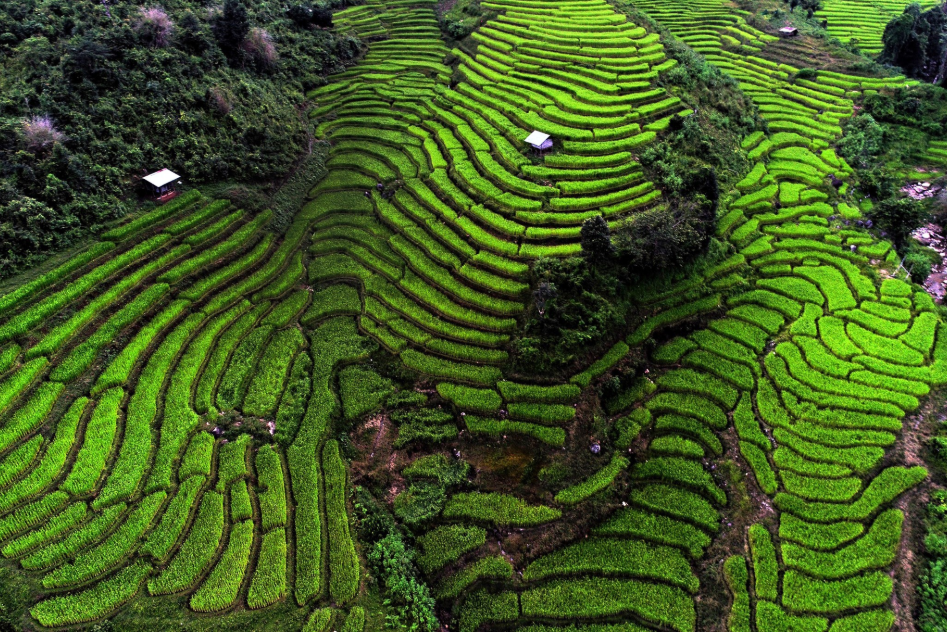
0, 0, 940, 629
814, 0, 941, 55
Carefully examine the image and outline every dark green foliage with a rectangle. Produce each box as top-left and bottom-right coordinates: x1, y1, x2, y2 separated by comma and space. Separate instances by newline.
355, 488, 438, 632
0, 0, 361, 276
394, 482, 446, 527
920, 489, 947, 630
838, 114, 886, 170
516, 256, 628, 372
214, 0, 250, 62
869, 196, 929, 251
581, 215, 615, 263
880, 3, 947, 84
438, 0, 489, 40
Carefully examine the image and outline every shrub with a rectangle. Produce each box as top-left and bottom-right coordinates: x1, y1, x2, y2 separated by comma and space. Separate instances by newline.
135, 6, 174, 47
394, 481, 446, 527
20, 115, 67, 153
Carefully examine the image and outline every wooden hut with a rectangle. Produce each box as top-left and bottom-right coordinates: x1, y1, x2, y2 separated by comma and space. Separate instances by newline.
143, 169, 181, 203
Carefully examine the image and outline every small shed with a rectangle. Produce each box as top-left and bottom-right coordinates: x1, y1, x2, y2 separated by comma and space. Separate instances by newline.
525, 130, 553, 152
779, 26, 799, 37
143, 169, 181, 203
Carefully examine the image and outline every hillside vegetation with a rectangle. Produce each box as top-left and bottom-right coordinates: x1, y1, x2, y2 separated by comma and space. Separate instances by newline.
0, 0, 943, 631
0, 0, 360, 275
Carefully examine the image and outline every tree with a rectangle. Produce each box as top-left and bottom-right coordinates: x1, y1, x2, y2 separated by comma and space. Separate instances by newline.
580, 215, 614, 263
880, 3, 947, 84
870, 196, 929, 251
213, 0, 250, 63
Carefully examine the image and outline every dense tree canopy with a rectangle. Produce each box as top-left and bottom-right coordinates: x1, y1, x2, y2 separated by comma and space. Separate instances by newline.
0, 0, 360, 276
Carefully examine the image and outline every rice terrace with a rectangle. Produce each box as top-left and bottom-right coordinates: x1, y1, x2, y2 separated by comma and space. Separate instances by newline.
1, 0, 947, 630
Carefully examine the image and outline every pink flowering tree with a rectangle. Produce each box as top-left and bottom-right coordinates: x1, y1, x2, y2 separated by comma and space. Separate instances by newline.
135, 6, 174, 48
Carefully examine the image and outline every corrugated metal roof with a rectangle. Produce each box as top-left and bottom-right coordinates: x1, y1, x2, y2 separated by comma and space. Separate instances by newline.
525, 131, 550, 147
143, 169, 181, 187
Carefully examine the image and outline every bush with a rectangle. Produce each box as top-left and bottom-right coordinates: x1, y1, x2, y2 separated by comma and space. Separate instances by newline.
394, 482, 446, 527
